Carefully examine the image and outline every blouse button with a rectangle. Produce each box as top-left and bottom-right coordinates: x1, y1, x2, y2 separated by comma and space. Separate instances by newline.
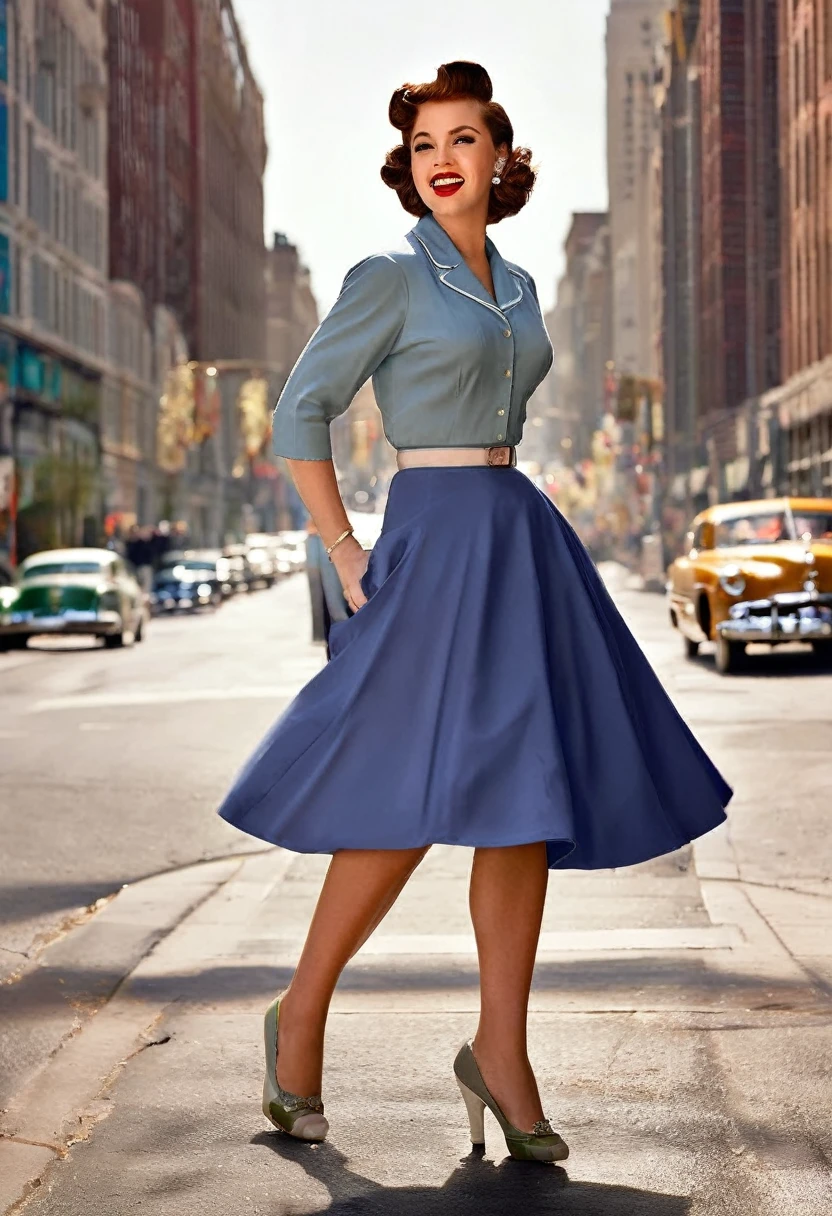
497, 433, 504, 440
503, 328, 512, 338
497, 409, 505, 416
503, 369, 512, 378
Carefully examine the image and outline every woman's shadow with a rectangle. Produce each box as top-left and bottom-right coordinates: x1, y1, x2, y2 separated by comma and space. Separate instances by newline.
253, 1132, 691, 1216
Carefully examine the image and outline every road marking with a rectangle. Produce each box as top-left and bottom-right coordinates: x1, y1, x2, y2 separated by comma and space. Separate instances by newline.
345, 925, 747, 956
29, 684, 318, 713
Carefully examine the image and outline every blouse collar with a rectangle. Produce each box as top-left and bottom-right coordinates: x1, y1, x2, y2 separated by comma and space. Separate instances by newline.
410, 213, 523, 316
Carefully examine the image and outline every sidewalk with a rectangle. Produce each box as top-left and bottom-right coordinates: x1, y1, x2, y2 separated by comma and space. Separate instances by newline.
2, 832, 831, 1215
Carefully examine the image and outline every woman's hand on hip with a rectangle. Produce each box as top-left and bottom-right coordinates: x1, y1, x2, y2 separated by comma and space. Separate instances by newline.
331, 537, 370, 612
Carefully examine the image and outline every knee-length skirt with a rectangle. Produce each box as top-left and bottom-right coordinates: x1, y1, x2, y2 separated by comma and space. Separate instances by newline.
218, 466, 731, 869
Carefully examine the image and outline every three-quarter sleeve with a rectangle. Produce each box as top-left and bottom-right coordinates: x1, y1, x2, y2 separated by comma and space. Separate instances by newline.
272, 253, 409, 460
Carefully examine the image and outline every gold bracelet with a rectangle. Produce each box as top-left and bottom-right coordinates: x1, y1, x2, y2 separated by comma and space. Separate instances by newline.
325, 526, 354, 558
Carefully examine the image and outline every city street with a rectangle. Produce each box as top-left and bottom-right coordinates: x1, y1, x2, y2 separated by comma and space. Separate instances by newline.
1, 569, 831, 1214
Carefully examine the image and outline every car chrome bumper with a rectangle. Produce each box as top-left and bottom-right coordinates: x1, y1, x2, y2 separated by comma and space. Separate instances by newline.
716, 591, 832, 643
0, 611, 122, 636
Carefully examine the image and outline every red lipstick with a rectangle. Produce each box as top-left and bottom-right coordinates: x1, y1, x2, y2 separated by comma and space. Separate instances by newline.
431, 173, 465, 198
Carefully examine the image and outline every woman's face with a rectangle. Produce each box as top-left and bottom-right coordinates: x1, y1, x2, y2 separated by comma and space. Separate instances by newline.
409, 98, 505, 222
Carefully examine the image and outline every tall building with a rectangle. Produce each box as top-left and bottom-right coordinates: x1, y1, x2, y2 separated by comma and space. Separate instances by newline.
106, 0, 268, 543
265, 232, 319, 381
658, 1, 703, 521
696, 0, 749, 425
196, 0, 266, 362
763, 0, 832, 496
107, 0, 199, 353
548, 213, 611, 463
606, 0, 667, 378
655, 0, 783, 518
0, 0, 109, 563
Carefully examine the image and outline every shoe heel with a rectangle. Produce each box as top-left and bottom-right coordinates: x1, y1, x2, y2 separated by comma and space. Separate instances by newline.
457, 1077, 486, 1146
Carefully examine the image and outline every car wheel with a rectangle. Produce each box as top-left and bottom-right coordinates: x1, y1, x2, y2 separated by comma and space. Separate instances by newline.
683, 637, 700, 660
714, 633, 745, 675
0, 635, 27, 652
104, 628, 135, 649
811, 640, 832, 666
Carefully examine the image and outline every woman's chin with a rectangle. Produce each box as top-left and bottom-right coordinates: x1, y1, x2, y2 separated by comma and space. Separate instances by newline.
426, 194, 484, 221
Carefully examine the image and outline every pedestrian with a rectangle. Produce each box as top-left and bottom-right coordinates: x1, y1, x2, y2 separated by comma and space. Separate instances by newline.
218, 62, 731, 1160
150, 521, 171, 571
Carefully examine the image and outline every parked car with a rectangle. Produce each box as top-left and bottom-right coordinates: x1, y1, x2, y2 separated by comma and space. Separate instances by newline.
0, 547, 149, 649
274, 530, 308, 576
150, 557, 225, 613
223, 544, 258, 593
667, 498, 832, 673
244, 533, 278, 587
164, 550, 234, 598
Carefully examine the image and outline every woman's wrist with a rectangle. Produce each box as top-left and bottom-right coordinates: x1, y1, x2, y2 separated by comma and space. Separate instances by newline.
329, 534, 363, 566
324, 525, 355, 558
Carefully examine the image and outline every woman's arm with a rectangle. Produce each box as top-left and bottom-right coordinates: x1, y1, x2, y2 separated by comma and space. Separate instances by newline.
272, 254, 408, 610
286, 458, 368, 611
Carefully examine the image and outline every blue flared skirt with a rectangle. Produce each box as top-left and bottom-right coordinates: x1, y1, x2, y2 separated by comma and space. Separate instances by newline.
218, 467, 731, 869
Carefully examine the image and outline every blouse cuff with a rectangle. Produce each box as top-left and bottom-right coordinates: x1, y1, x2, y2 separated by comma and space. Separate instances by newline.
272, 412, 333, 461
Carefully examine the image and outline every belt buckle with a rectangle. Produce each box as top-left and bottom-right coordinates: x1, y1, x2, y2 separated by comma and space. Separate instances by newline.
487, 445, 511, 467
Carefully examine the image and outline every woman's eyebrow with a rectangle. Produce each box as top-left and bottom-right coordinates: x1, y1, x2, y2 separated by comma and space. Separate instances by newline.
411, 125, 482, 141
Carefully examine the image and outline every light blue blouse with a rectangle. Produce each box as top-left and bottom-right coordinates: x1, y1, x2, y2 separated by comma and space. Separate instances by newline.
271, 213, 554, 461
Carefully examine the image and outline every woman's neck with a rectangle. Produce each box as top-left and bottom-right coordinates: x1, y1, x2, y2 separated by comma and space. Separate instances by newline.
433, 213, 488, 265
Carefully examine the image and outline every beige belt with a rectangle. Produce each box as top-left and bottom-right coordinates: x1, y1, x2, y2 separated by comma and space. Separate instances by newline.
396, 445, 516, 469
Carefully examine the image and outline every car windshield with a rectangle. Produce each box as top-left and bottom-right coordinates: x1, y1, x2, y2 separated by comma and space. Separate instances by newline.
22, 560, 105, 577
792, 511, 832, 541
714, 513, 788, 547
157, 563, 212, 578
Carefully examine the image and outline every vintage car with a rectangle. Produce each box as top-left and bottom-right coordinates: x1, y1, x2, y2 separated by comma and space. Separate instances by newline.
150, 556, 225, 613
668, 498, 832, 673
0, 547, 149, 650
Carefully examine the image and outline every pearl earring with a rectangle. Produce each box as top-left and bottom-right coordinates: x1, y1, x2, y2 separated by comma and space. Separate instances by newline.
492, 172, 501, 185
492, 158, 507, 185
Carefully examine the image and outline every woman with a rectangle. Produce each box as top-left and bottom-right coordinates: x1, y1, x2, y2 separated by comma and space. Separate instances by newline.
219, 61, 731, 1162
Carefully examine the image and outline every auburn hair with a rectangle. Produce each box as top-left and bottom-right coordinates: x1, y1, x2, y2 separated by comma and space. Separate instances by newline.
380, 61, 536, 225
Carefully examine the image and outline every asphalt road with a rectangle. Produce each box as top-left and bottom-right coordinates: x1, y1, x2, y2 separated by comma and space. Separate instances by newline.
0, 575, 325, 982
1, 564, 831, 1213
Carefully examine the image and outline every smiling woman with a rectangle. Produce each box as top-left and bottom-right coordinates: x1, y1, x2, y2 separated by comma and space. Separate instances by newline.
381, 61, 535, 224
217, 54, 731, 1168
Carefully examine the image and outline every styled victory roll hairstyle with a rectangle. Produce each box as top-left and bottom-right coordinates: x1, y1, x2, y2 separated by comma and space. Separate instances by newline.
380, 60, 537, 224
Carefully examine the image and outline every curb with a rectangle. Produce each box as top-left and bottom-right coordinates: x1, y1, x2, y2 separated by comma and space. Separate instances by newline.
0, 852, 259, 1214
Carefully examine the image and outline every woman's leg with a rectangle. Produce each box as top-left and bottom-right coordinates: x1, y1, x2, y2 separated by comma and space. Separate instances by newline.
276, 847, 427, 1096
469, 842, 549, 1132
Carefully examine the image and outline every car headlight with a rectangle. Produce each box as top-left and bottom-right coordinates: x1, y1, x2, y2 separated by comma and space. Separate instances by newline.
197, 583, 212, 596
719, 567, 746, 597
98, 590, 120, 611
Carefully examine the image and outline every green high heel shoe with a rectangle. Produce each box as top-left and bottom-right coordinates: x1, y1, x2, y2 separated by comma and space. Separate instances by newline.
453, 1041, 569, 1163
262, 997, 329, 1141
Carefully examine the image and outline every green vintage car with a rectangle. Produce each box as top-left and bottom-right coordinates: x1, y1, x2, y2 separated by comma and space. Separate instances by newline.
0, 547, 149, 650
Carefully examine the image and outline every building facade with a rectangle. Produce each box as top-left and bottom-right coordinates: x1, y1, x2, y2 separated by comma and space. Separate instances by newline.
107, 0, 199, 355
658, 1, 704, 524
265, 231, 319, 381
655, 0, 784, 526
606, 0, 667, 379
548, 213, 611, 464
196, 0, 266, 363
0, 0, 109, 564
763, 0, 832, 498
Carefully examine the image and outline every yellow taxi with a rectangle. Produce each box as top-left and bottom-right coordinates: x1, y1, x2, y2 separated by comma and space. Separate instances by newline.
668, 498, 832, 673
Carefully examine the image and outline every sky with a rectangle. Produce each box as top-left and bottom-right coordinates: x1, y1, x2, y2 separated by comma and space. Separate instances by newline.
233, 0, 610, 315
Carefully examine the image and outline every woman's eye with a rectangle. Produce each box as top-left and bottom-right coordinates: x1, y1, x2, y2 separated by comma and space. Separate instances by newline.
413, 142, 431, 153
454, 135, 474, 144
